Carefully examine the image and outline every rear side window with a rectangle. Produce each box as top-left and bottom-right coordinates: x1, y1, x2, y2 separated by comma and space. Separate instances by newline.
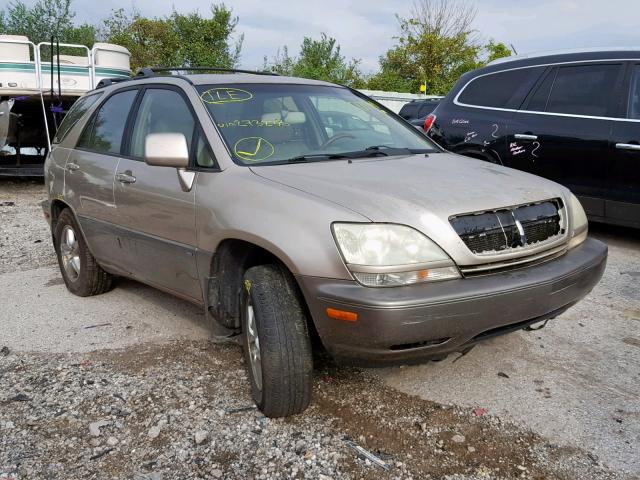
78, 90, 137, 154
53, 92, 102, 144
628, 65, 640, 119
525, 69, 556, 111
458, 67, 543, 109
545, 64, 621, 117
129, 88, 196, 158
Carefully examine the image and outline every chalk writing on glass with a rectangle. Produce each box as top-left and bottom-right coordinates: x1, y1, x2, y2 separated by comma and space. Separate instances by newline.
451, 118, 469, 125
201, 88, 253, 105
509, 142, 525, 156
217, 119, 290, 128
233, 137, 275, 162
491, 123, 499, 138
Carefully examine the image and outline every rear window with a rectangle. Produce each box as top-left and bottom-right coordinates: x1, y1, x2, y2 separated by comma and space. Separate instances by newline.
545, 64, 621, 117
398, 102, 419, 119
458, 67, 543, 109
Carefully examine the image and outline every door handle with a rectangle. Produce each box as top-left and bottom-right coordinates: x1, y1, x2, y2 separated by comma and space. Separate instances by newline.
514, 133, 538, 141
66, 162, 80, 172
615, 143, 640, 151
116, 172, 136, 184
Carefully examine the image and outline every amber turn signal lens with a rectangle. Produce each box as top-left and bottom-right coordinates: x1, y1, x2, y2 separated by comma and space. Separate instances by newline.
326, 308, 358, 322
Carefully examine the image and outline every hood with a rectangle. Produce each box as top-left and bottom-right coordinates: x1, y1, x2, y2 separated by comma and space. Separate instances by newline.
250, 153, 570, 263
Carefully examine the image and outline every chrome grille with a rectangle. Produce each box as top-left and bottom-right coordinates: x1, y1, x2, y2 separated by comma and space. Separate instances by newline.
450, 200, 563, 255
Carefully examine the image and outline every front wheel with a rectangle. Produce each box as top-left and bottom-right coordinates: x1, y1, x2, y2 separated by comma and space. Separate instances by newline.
241, 264, 313, 417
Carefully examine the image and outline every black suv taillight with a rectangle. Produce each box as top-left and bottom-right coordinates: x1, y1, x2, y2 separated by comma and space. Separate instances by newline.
423, 113, 436, 132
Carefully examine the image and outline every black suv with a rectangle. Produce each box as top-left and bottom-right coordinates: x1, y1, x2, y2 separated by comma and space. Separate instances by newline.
399, 97, 441, 127
427, 49, 640, 229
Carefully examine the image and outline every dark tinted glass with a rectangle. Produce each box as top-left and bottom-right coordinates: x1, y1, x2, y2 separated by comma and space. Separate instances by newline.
53, 92, 102, 143
130, 89, 195, 157
526, 69, 556, 111
546, 64, 621, 116
398, 102, 419, 119
418, 102, 438, 117
78, 90, 137, 154
458, 67, 543, 108
628, 65, 640, 119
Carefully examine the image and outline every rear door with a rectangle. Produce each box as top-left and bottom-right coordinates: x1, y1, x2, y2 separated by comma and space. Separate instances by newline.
442, 66, 544, 163
64, 88, 138, 267
113, 85, 202, 301
608, 63, 640, 228
508, 63, 624, 217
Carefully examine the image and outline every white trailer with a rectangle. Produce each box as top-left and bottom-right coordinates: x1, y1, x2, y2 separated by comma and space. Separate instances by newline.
0, 35, 131, 176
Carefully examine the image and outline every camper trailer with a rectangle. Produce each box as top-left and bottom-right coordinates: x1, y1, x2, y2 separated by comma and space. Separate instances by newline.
0, 35, 131, 176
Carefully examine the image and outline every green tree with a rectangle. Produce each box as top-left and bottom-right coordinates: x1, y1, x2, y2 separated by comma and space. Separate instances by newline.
0, 0, 95, 48
368, 0, 510, 94
265, 33, 365, 87
485, 40, 512, 63
101, 4, 243, 72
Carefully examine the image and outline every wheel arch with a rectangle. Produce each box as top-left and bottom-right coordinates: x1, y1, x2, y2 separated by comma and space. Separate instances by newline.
205, 237, 309, 331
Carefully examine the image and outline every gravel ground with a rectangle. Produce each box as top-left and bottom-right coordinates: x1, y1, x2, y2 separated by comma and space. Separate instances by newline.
380, 224, 640, 476
0, 179, 638, 479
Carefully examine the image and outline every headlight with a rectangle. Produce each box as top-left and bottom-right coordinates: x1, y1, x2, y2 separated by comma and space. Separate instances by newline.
567, 194, 588, 249
332, 223, 460, 287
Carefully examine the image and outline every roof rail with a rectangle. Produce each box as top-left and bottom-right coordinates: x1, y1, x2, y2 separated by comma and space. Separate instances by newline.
95, 77, 132, 89
487, 46, 640, 66
135, 66, 280, 77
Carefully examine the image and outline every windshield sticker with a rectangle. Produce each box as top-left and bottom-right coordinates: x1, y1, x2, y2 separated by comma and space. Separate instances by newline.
201, 88, 253, 104
234, 137, 275, 162
217, 119, 290, 128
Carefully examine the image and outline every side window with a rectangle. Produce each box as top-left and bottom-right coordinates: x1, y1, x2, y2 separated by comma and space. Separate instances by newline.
195, 132, 216, 168
130, 88, 196, 158
54, 92, 102, 144
545, 64, 622, 117
78, 90, 137, 154
628, 65, 640, 119
525, 68, 556, 111
458, 67, 544, 109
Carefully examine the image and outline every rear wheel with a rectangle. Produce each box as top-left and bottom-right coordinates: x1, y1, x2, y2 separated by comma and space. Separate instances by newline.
54, 209, 113, 297
241, 264, 313, 417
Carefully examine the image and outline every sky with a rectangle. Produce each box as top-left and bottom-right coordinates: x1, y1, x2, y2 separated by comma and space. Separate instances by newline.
55, 0, 640, 72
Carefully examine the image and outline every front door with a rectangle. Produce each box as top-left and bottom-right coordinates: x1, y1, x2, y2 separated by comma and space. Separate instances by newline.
64, 89, 138, 268
508, 63, 624, 218
608, 63, 640, 228
113, 86, 201, 301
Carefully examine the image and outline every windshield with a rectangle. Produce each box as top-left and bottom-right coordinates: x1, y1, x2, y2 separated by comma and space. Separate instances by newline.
197, 83, 439, 165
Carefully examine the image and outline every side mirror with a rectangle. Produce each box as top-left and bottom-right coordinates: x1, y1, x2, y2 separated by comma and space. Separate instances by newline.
144, 133, 189, 168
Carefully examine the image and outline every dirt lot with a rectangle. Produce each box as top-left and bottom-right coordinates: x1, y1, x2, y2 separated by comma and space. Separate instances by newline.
1, 179, 638, 479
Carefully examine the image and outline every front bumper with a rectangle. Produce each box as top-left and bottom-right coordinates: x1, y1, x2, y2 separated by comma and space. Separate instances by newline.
297, 238, 607, 366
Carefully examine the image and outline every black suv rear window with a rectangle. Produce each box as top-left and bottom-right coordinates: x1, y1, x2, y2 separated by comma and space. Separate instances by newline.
458, 67, 543, 109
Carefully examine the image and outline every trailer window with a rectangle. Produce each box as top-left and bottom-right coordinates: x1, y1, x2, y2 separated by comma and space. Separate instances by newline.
53, 93, 103, 144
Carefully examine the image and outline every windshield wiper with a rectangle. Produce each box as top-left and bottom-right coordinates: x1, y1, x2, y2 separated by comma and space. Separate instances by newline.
286, 153, 351, 163
364, 145, 437, 155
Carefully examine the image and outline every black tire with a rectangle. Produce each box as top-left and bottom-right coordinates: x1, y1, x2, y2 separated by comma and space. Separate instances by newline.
241, 264, 313, 417
54, 208, 113, 297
